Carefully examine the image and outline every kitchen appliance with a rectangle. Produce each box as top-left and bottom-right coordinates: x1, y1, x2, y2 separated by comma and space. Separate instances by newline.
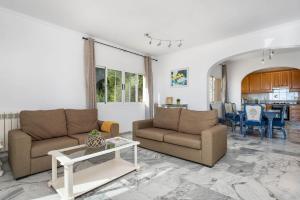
272, 104, 289, 120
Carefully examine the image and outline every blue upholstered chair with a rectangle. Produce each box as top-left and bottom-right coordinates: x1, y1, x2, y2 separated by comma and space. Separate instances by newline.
224, 103, 240, 132
272, 106, 287, 139
244, 104, 266, 139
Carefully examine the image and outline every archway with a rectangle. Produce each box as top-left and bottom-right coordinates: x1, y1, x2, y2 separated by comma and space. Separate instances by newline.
207, 47, 300, 110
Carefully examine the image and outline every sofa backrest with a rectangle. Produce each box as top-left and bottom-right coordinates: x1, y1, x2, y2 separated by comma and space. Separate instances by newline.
178, 109, 218, 134
65, 109, 99, 135
20, 109, 68, 140
153, 107, 181, 131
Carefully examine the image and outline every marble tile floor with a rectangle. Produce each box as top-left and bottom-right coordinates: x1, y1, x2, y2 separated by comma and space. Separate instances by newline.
0, 123, 300, 200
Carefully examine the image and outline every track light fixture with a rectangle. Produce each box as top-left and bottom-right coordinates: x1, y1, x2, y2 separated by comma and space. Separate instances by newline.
261, 49, 275, 64
144, 33, 183, 48
178, 40, 182, 47
157, 40, 162, 46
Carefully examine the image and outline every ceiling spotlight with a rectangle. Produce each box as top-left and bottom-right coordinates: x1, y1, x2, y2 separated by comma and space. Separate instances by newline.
157, 40, 162, 46
168, 41, 172, 48
178, 41, 182, 47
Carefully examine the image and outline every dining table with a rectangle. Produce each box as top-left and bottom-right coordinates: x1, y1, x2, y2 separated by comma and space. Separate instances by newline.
238, 109, 280, 138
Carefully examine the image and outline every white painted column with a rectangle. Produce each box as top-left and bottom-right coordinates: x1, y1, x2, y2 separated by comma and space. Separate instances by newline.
64, 165, 74, 200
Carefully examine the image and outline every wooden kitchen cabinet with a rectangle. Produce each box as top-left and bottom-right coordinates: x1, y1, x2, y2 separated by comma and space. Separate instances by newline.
271, 71, 281, 88
290, 70, 300, 91
281, 70, 291, 87
249, 73, 261, 93
243, 69, 300, 94
261, 72, 272, 92
290, 105, 300, 122
241, 76, 249, 94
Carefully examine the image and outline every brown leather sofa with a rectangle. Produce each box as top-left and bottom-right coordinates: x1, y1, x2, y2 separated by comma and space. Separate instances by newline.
8, 108, 119, 179
133, 108, 227, 167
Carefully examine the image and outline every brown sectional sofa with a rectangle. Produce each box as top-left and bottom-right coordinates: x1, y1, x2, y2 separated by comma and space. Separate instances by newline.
8, 109, 119, 179
133, 107, 227, 167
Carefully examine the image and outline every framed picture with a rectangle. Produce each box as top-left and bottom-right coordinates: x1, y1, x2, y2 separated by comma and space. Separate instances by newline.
171, 68, 189, 87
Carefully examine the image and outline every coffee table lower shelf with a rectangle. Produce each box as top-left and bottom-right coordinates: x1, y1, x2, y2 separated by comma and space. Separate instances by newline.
49, 158, 137, 199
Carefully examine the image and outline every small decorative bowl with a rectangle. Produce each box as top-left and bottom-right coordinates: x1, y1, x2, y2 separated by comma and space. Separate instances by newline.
86, 130, 106, 148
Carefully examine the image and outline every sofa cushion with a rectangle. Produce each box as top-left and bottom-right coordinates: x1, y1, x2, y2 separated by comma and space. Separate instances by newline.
178, 109, 218, 134
31, 136, 78, 158
20, 109, 68, 140
70, 132, 112, 144
65, 109, 99, 135
164, 133, 201, 150
153, 107, 181, 131
135, 128, 176, 142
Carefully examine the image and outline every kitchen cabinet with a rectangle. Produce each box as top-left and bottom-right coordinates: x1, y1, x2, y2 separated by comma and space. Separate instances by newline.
271, 71, 281, 88
290, 105, 300, 122
272, 70, 290, 88
241, 76, 249, 94
290, 70, 300, 91
261, 72, 272, 92
249, 73, 261, 93
281, 70, 291, 87
243, 69, 300, 94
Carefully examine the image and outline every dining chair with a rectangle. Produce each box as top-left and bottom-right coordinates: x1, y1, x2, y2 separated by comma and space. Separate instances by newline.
272, 105, 287, 139
210, 102, 224, 123
224, 102, 240, 132
244, 104, 267, 139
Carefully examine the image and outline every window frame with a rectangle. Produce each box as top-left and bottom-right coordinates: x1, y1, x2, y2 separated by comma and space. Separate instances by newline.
96, 66, 144, 104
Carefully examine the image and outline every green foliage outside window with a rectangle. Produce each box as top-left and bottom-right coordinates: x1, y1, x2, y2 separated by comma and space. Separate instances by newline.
125, 72, 137, 102
96, 67, 143, 103
107, 69, 122, 102
96, 68, 105, 102
138, 75, 143, 102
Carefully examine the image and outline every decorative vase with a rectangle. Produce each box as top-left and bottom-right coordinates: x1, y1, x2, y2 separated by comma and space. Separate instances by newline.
86, 130, 105, 148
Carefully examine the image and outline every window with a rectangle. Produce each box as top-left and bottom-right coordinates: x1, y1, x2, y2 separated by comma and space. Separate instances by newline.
107, 69, 122, 102
96, 67, 144, 103
96, 68, 106, 102
209, 76, 216, 102
125, 72, 137, 102
138, 74, 143, 102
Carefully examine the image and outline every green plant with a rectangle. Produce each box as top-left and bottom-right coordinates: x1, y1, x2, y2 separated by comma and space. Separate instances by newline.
89, 129, 101, 137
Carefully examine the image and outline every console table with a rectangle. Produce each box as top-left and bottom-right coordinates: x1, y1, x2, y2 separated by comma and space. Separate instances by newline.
161, 104, 188, 109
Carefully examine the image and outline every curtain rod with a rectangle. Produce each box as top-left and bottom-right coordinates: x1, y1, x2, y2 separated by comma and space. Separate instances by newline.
82, 37, 158, 62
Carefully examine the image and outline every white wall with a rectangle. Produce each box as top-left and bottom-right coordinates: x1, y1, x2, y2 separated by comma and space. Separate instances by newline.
153, 20, 300, 110
0, 7, 145, 133
95, 44, 145, 133
0, 7, 86, 112
227, 50, 300, 109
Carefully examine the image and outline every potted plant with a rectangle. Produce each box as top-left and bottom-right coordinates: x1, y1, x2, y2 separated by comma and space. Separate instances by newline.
176, 98, 181, 105
86, 129, 105, 148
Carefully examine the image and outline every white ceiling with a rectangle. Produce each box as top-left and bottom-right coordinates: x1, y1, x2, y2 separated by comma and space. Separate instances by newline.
1, 0, 300, 56
227, 47, 300, 62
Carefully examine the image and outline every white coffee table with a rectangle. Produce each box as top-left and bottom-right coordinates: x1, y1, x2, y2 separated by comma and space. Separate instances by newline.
48, 137, 140, 200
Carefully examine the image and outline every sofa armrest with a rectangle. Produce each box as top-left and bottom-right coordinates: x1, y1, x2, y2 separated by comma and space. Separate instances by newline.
97, 120, 119, 137
8, 129, 32, 179
201, 125, 227, 167
132, 119, 153, 139
133, 119, 153, 131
